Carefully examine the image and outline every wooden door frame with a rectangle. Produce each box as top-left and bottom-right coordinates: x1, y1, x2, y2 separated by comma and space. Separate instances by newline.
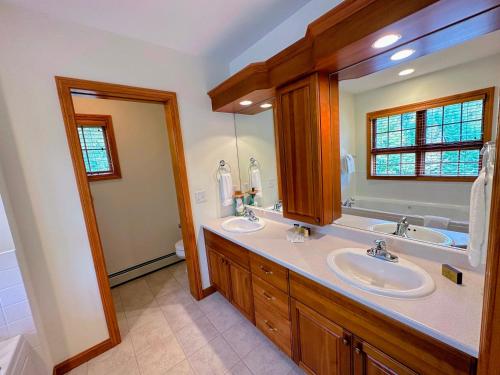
478, 97, 500, 375
54, 76, 203, 373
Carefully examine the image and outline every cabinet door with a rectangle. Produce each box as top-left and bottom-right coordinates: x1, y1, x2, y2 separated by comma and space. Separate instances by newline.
207, 248, 230, 299
291, 299, 351, 375
228, 261, 254, 321
353, 339, 417, 375
275, 73, 341, 226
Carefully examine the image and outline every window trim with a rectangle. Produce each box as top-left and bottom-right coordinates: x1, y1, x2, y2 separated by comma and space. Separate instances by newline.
75, 114, 122, 181
366, 87, 494, 182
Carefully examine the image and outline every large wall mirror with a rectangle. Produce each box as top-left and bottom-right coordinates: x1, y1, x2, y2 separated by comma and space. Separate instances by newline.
233, 30, 499, 254
336, 30, 500, 253
234, 109, 281, 211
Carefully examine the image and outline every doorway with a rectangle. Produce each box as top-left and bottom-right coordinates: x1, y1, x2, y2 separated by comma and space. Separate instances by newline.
55, 77, 203, 372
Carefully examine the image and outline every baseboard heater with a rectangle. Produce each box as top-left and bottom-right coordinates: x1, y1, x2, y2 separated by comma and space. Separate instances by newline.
108, 253, 182, 287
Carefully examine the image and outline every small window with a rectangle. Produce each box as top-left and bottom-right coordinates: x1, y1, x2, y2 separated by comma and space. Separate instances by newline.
367, 88, 494, 181
75, 114, 121, 181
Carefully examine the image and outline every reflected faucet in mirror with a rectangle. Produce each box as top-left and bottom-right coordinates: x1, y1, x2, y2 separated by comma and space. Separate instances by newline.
394, 217, 410, 238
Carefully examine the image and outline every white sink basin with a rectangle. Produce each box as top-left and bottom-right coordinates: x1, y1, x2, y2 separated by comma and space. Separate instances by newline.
327, 248, 435, 298
370, 223, 453, 246
221, 217, 266, 233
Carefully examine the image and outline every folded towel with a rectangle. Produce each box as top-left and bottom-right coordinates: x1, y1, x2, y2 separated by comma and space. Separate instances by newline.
218, 172, 233, 207
341, 154, 356, 174
423, 215, 450, 229
468, 169, 487, 267
250, 168, 262, 197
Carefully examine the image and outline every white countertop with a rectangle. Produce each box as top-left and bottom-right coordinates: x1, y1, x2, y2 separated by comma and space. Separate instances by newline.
202, 217, 484, 357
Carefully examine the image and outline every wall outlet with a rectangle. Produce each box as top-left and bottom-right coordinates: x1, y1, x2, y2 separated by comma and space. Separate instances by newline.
194, 190, 207, 204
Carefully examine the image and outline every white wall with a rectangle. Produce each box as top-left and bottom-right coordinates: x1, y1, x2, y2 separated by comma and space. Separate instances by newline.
0, 3, 238, 366
235, 110, 279, 208
340, 54, 500, 207
339, 91, 356, 200
73, 97, 181, 275
229, 0, 343, 74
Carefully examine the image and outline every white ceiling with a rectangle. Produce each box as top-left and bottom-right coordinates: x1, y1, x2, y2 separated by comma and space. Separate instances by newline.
341, 30, 500, 94
2, 0, 312, 61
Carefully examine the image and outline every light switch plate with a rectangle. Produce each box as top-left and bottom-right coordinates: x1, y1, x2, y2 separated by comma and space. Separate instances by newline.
194, 190, 207, 204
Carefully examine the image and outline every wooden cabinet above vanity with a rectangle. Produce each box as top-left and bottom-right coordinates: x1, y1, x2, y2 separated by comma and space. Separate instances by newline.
275, 73, 341, 225
203, 228, 477, 375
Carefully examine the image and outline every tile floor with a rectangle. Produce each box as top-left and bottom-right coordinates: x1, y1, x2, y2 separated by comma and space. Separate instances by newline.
69, 261, 305, 375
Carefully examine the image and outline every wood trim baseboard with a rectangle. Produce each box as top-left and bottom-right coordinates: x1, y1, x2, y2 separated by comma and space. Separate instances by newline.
53, 338, 114, 375
202, 285, 217, 298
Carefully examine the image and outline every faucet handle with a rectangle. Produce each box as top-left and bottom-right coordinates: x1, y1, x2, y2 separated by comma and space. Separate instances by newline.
374, 239, 386, 251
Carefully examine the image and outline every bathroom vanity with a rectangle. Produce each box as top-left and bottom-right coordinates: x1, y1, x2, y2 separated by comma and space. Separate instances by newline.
203, 218, 481, 375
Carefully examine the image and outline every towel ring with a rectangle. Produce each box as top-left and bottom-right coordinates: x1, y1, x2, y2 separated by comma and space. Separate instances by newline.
216, 160, 232, 180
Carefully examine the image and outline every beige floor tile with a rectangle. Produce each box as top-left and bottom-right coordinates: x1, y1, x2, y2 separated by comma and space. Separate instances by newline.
125, 306, 164, 330
226, 361, 252, 375
165, 359, 195, 374
116, 311, 129, 337
175, 316, 219, 356
187, 336, 239, 375
146, 268, 182, 297
67, 362, 88, 375
88, 338, 140, 375
206, 302, 245, 333
162, 301, 205, 332
130, 316, 174, 355
243, 340, 295, 375
156, 289, 195, 308
222, 319, 267, 358
196, 292, 230, 315
135, 335, 186, 375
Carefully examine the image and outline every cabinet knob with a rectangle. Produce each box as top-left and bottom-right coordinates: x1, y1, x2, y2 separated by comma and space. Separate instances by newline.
355, 347, 361, 355
259, 265, 273, 275
342, 338, 349, 346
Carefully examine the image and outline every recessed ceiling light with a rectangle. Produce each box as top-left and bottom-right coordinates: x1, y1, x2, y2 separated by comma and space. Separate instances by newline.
260, 103, 272, 109
390, 49, 415, 61
239, 100, 253, 106
398, 68, 415, 76
372, 34, 401, 49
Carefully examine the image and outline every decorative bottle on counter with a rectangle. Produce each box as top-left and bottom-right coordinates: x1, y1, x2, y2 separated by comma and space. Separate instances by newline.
233, 191, 245, 216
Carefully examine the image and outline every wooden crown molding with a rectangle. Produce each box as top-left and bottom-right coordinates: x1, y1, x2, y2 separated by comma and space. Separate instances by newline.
208, 0, 500, 114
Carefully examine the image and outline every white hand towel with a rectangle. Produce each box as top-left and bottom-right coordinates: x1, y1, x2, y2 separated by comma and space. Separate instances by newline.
250, 168, 263, 197
468, 169, 486, 267
341, 154, 356, 174
219, 172, 233, 207
423, 215, 450, 229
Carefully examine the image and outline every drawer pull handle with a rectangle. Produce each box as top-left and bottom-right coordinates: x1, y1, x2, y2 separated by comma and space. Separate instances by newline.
263, 320, 278, 332
262, 292, 275, 301
260, 265, 273, 275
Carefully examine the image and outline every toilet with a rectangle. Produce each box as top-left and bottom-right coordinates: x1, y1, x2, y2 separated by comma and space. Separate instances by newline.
175, 240, 185, 259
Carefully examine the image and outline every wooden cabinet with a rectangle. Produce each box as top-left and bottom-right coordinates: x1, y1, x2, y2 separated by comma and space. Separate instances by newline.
275, 73, 341, 226
353, 339, 417, 375
205, 229, 254, 321
228, 261, 254, 320
291, 299, 352, 375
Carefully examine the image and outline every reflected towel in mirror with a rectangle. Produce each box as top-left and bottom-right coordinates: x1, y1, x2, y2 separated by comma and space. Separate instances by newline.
342, 154, 356, 174
250, 168, 263, 197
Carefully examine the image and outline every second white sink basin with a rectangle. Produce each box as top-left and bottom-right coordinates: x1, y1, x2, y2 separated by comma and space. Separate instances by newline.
221, 217, 265, 233
327, 248, 435, 298
370, 223, 453, 246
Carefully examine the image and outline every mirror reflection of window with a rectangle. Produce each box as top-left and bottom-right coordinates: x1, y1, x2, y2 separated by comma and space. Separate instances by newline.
337, 30, 499, 252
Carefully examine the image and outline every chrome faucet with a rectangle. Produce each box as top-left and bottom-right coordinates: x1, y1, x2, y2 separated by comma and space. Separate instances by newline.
367, 240, 398, 263
342, 197, 355, 207
394, 216, 409, 238
243, 207, 259, 222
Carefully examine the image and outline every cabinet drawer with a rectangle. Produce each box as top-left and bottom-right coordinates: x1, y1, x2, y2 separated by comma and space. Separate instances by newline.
255, 305, 291, 356
204, 229, 249, 269
253, 275, 289, 319
250, 252, 288, 292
